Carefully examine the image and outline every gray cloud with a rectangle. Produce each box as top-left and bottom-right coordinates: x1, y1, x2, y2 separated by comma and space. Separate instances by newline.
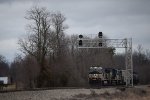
0, 0, 36, 4
0, 0, 150, 61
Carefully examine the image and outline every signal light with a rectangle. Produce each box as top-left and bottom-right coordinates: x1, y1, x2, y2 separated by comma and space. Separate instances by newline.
79, 35, 83, 38
99, 42, 102, 47
98, 32, 103, 38
79, 40, 82, 46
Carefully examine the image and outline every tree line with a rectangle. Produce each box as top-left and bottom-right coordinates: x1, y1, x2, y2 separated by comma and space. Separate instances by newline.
0, 7, 150, 89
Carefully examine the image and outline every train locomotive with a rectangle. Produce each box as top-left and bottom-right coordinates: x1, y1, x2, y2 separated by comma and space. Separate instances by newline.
88, 67, 139, 86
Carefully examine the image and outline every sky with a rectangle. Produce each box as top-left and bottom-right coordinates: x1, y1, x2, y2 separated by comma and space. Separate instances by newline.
0, 0, 150, 62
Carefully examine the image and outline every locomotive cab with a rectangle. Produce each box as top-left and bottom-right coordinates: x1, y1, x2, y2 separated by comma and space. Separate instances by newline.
88, 67, 103, 84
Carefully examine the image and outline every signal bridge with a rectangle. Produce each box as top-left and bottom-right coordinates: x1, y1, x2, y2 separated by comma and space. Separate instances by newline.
77, 32, 133, 87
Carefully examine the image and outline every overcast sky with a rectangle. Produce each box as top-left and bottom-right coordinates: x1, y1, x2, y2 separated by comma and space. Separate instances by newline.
0, 0, 150, 62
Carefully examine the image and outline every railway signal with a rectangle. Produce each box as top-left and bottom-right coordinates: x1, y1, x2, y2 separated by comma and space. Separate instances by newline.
98, 32, 103, 38
77, 32, 133, 87
79, 34, 83, 38
99, 42, 102, 47
79, 40, 82, 46
78, 34, 83, 46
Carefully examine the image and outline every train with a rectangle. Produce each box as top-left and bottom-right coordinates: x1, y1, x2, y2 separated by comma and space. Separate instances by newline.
88, 67, 139, 86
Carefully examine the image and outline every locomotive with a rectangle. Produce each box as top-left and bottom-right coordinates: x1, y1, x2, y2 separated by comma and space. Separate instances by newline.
88, 67, 139, 86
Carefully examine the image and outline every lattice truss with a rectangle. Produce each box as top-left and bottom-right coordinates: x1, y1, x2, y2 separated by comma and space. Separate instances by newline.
77, 34, 133, 87
78, 38, 127, 48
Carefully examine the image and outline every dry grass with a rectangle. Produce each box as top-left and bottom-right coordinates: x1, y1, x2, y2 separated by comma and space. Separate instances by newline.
0, 86, 150, 100
71, 87, 149, 100
0, 84, 16, 91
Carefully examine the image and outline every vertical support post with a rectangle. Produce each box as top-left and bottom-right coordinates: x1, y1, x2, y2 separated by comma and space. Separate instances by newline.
125, 38, 133, 87
130, 38, 133, 87
125, 38, 128, 87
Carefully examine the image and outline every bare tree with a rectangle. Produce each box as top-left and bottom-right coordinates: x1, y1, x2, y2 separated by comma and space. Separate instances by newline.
10, 55, 40, 89
18, 7, 68, 87
0, 55, 9, 77
50, 12, 68, 58
18, 7, 52, 87
19, 6, 51, 66
10, 54, 23, 89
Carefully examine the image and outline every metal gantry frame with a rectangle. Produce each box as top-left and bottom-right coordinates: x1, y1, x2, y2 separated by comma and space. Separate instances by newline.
77, 34, 133, 87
